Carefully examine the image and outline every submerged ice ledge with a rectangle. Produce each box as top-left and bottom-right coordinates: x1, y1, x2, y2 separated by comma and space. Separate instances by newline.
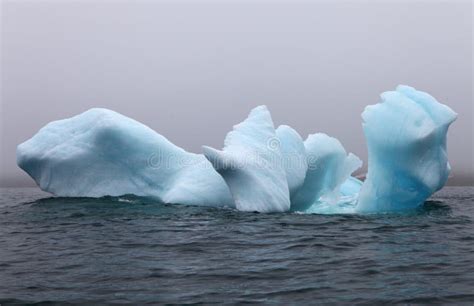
17, 86, 457, 214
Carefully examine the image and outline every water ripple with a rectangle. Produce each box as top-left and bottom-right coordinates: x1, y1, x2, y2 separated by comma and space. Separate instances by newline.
0, 187, 473, 304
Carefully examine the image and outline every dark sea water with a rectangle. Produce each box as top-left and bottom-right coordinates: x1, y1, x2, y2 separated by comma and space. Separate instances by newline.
0, 187, 473, 305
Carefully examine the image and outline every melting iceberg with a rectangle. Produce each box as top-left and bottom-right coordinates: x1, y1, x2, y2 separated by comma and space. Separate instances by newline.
275, 125, 307, 197
356, 85, 457, 213
17, 85, 456, 214
17, 108, 233, 207
203, 106, 291, 212
290, 133, 362, 212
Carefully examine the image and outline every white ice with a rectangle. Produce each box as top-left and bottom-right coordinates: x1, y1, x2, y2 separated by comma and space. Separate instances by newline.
275, 125, 307, 197
203, 106, 291, 212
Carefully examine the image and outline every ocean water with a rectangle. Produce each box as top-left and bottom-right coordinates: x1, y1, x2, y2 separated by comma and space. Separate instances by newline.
0, 187, 473, 305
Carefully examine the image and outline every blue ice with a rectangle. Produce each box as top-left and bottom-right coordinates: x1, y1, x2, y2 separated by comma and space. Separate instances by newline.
17, 86, 456, 214
356, 85, 457, 213
17, 108, 233, 207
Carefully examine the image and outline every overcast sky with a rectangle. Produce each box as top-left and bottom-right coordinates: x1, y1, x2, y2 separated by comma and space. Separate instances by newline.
1, 0, 473, 187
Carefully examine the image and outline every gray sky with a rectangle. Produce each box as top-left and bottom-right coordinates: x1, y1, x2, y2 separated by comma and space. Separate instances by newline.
1, 0, 473, 187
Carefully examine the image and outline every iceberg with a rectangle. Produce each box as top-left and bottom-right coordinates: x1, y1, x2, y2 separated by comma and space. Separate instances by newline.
275, 125, 307, 197
17, 85, 457, 214
17, 108, 234, 207
203, 106, 291, 212
290, 133, 362, 212
356, 85, 457, 213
